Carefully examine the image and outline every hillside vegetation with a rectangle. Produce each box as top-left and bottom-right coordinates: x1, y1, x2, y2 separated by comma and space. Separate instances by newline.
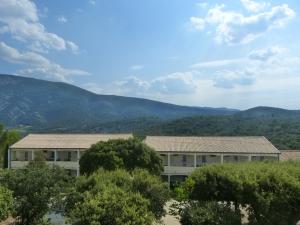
146, 107, 300, 150
0, 74, 235, 129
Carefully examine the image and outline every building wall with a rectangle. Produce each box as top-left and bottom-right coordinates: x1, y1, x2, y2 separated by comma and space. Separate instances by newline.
9, 148, 279, 179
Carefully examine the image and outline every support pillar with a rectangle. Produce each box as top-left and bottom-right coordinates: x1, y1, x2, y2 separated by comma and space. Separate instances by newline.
194, 153, 197, 168
221, 154, 224, 164
8, 148, 11, 169
31, 150, 34, 161
77, 150, 80, 176
167, 153, 171, 167
248, 155, 252, 162
54, 150, 57, 162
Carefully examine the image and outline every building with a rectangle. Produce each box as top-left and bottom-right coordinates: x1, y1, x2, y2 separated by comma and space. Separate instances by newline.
9, 134, 132, 176
9, 134, 280, 183
280, 150, 300, 161
144, 136, 280, 185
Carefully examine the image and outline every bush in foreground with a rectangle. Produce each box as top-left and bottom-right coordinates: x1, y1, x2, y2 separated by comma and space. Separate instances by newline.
180, 201, 242, 225
0, 185, 13, 221
66, 169, 170, 224
0, 160, 72, 225
182, 161, 300, 225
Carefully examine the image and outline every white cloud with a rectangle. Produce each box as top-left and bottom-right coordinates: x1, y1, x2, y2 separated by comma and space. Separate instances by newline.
190, 17, 206, 31
191, 59, 244, 69
248, 46, 287, 61
213, 69, 255, 89
81, 46, 300, 108
241, 0, 270, 13
0, 0, 78, 53
57, 16, 67, 23
98, 72, 199, 97
130, 65, 144, 70
0, 42, 89, 82
89, 0, 96, 5
190, 3, 295, 45
196, 2, 208, 9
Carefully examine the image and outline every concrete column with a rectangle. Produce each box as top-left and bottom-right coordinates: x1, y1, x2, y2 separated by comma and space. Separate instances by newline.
54, 150, 57, 162
194, 153, 197, 168
77, 150, 80, 161
221, 154, 224, 164
167, 153, 171, 167
31, 151, 34, 161
8, 148, 11, 169
77, 150, 80, 176
248, 155, 252, 162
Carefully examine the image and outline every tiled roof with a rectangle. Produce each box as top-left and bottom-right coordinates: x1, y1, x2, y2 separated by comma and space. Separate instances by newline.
11, 134, 132, 149
280, 150, 300, 161
145, 136, 280, 154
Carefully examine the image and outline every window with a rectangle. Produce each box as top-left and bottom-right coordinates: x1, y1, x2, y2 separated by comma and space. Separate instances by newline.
182, 155, 187, 166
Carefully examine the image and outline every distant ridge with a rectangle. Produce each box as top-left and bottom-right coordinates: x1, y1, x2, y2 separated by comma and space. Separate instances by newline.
0, 74, 237, 130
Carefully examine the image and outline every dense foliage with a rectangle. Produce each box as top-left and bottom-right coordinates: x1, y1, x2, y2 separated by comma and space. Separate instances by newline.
0, 160, 72, 225
79, 138, 163, 175
180, 201, 242, 225
66, 169, 170, 224
68, 185, 153, 225
180, 162, 300, 225
0, 124, 20, 168
0, 185, 13, 221
146, 112, 300, 149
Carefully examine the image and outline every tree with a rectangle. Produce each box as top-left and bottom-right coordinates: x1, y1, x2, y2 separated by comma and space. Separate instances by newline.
180, 201, 242, 225
66, 169, 170, 222
0, 124, 20, 168
0, 185, 13, 221
0, 160, 72, 225
182, 162, 300, 225
67, 185, 154, 225
79, 138, 163, 175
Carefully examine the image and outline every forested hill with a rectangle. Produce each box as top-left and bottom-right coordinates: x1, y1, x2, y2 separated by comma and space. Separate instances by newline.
146, 108, 300, 150
0, 74, 237, 129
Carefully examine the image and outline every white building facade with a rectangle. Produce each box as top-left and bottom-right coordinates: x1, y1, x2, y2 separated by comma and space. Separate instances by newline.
144, 136, 281, 186
9, 134, 280, 185
9, 134, 132, 176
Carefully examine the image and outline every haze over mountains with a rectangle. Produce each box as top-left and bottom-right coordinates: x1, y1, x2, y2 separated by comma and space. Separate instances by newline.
0, 74, 236, 129
1, 74, 300, 149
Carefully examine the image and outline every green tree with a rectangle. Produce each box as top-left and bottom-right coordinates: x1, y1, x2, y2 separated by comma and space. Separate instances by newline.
79, 138, 163, 175
1, 160, 72, 225
67, 185, 154, 225
0, 185, 13, 221
66, 169, 169, 222
180, 201, 242, 225
182, 162, 300, 225
0, 124, 20, 168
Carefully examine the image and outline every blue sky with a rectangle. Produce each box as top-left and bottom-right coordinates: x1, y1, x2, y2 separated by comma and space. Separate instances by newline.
0, 0, 300, 109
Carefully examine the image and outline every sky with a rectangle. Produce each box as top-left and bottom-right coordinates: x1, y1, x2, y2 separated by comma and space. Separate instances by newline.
0, 0, 300, 110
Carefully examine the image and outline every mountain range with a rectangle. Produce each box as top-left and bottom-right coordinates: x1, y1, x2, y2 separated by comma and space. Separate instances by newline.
0, 74, 236, 130
1, 74, 300, 149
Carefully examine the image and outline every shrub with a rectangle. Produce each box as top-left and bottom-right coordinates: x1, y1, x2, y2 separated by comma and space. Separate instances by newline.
183, 162, 300, 225
180, 201, 242, 225
0, 185, 13, 221
66, 169, 170, 222
79, 138, 163, 175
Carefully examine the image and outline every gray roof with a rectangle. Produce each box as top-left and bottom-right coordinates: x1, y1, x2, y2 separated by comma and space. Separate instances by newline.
145, 136, 280, 154
11, 134, 132, 149
280, 150, 300, 161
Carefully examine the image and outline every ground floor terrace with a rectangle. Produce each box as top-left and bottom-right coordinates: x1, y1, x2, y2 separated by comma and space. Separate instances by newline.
159, 152, 279, 186
9, 148, 279, 179
9, 149, 82, 176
